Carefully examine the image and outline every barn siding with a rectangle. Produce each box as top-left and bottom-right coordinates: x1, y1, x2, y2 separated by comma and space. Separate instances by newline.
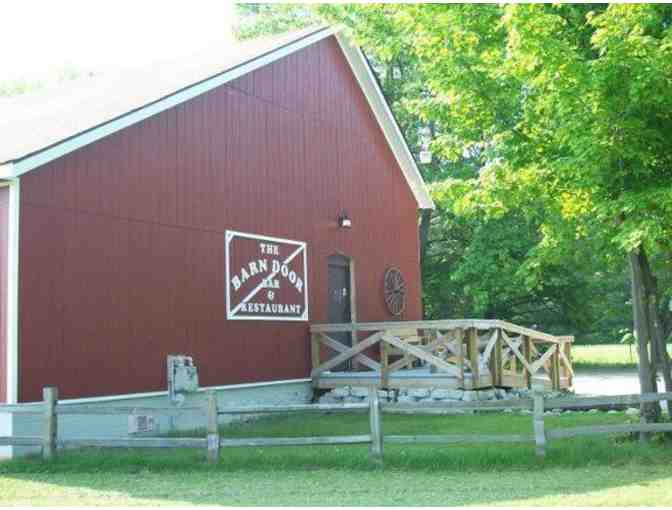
18, 36, 422, 402
0, 186, 7, 403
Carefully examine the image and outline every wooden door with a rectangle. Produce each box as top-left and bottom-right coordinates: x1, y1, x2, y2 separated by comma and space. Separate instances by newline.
328, 255, 351, 371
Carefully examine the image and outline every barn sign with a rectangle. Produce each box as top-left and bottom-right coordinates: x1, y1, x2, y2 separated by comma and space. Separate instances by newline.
225, 230, 309, 321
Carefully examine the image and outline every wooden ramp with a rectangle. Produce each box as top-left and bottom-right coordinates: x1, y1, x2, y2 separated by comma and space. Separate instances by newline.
310, 320, 574, 391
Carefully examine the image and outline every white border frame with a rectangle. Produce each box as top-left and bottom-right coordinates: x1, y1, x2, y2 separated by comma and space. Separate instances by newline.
0, 179, 19, 405
6, 180, 19, 404
225, 230, 309, 322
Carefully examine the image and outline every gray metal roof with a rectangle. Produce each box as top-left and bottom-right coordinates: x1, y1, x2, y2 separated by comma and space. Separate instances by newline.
0, 27, 327, 165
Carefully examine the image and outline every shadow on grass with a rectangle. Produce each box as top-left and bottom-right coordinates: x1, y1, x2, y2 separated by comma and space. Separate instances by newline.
1, 412, 671, 505
573, 362, 639, 370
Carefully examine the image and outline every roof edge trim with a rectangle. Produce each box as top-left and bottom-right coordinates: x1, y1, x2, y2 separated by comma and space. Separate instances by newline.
0, 164, 14, 180
334, 32, 434, 210
7, 26, 433, 211
8, 27, 337, 177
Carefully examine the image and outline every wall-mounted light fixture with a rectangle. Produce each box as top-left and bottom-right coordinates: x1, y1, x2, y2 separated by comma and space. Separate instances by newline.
338, 210, 352, 229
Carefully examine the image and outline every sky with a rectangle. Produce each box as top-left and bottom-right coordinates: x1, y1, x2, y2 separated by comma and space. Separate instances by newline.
2, 0, 237, 83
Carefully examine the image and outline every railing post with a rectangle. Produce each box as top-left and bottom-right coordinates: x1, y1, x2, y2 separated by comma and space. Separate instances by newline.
532, 381, 546, 458
311, 333, 321, 376
380, 338, 389, 389
368, 386, 383, 467
564, 340, 573, 388
206, 391, 220, 464
551, 345, 561, 391
491, 328, 503, 387
456, 328, 465, 388
523, 336, 532, 389
42, 386, 58, 460
469, 328, 480, 388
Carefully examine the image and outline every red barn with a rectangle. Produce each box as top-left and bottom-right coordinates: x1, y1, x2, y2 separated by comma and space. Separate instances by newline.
0, 27, 433, 405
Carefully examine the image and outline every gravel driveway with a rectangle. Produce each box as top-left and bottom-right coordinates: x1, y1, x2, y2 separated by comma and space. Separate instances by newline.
574, 368, 668, 412
574, 369, 642, 396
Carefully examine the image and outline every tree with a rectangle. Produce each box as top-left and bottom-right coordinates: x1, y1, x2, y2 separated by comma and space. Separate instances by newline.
234, 4, 319, 40
235, 4, 640, 344
322, 4, 672, 417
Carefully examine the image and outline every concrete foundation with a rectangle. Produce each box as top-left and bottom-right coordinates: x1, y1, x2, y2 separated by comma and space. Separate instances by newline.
1, 378, 312, 459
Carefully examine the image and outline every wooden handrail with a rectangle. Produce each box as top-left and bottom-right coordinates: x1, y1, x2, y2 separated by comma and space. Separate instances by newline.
310, 319, 571, 344
309, 320, 574, 392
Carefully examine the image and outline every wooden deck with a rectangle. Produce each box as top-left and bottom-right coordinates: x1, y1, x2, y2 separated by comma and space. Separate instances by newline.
310, 320, 574, 391
315, 367, 569, 391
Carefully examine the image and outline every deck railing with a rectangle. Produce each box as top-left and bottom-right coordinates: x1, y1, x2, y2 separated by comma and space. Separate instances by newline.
309, 320, 574, 391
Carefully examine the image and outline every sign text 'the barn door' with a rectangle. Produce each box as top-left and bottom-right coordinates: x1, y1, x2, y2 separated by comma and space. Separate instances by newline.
225, 231, 309, 321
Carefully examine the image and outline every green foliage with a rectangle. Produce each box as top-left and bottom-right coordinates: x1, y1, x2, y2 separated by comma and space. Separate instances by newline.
424, 177, 632, 339
0, 65, 91, 98
0, 79, 44, 98
400, 4, 672, 256
234, 4, 320, 40
321, 4, 672, 340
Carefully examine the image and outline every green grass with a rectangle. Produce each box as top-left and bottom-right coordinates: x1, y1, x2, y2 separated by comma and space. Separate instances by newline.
2, 411, 672, 505
571, 344, 672, 369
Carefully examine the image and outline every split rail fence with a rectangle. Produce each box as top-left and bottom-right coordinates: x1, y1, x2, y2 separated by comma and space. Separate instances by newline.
1, 385, 671, 464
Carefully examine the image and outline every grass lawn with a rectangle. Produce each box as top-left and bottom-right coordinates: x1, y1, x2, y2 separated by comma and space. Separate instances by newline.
2, 411, 672, 506
572, 343, 672, 369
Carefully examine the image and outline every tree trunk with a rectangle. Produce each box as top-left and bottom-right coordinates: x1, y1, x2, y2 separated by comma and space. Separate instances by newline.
640, 250, 672, 413
628, 247, 661, 429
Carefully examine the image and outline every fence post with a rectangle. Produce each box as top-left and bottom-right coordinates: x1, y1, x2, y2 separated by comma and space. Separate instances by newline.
42, 386, 58, 460
532, 381, 546, 458
368, 386, 383, 467
206, 391, 220, 464
468, 328, 480, 387
380, 340, 389, 389
523, 336, 532, 388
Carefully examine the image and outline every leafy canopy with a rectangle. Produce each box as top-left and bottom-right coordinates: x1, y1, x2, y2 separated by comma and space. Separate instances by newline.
324, 4, 672, 255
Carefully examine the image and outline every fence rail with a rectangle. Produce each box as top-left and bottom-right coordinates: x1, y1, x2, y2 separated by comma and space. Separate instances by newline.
0, 387, 383, 464
1, 385, 671, 464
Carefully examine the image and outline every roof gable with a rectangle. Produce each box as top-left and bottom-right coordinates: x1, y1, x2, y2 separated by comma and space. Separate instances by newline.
0, 27, 433, 209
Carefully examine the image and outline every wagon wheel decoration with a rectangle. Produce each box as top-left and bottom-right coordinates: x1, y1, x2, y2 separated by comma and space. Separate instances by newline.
383, 267, 407, 316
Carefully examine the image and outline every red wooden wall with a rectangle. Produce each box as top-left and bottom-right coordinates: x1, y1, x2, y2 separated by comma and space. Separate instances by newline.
18, 36, 423, 402
0, 187, 7, 403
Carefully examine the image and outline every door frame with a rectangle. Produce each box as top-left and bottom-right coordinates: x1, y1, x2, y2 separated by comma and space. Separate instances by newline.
327, 252, 358, 369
